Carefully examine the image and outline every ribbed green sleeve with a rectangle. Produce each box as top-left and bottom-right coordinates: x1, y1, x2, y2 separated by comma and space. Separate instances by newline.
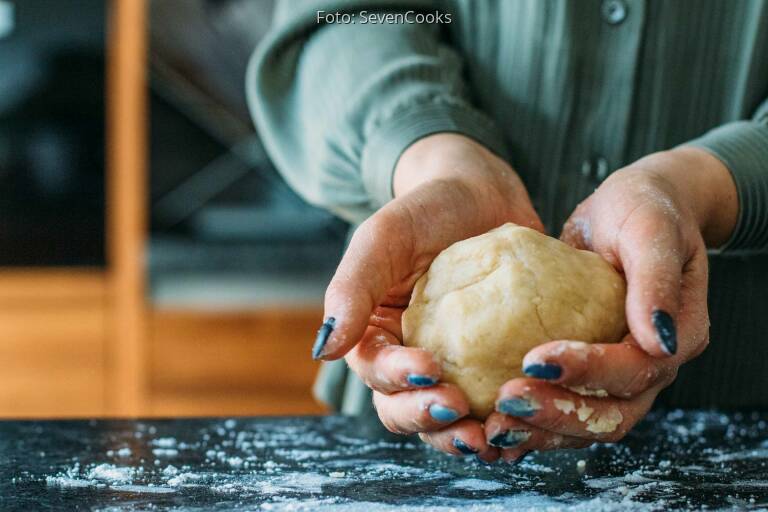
246, 0, 506, 224
687, 102, 768, 252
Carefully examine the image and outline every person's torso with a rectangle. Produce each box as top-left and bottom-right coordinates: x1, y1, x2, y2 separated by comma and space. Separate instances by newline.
442, 0, 768, 408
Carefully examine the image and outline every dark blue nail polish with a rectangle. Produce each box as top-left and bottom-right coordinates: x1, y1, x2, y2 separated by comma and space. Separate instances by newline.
651, 309, 677, 355
512, 451, 531, 466
488, 429, 531, 448
452, 438, 478, 455
428, 404, 459, 423
523, 363, 562, 380
497, 397, 538, 417
312, 317, 336, 360
407, 374, 437, 387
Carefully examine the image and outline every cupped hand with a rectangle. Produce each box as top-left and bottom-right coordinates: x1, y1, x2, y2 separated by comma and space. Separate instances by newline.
314, 133, 543, 462
486, 146, 738, 461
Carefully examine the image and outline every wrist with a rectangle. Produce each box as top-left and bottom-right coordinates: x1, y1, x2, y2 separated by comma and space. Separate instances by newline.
632, 147, 738, 248
393, 133, 494, 197
662, 147, 738, 247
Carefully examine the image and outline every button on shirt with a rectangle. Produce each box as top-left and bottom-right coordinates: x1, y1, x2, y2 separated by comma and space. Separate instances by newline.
249, 0, 768, 411
602, 0, 629, 24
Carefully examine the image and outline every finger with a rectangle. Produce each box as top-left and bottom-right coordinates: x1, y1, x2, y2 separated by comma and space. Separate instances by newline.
345, 326, 441, 394
372, 383, 469, 435
418, 418, 490, 457
676, 248, 710, 361
495, 378, 650, 442
476, 445, 501, 464
618, 211, 686, 358
522, 340, 675, 398
501, 435, 594, 463
484, 412, 590, 457
315, 210, 414, 360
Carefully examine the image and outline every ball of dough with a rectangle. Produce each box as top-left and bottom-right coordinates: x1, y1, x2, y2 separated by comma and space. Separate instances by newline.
402, 223, 627, 418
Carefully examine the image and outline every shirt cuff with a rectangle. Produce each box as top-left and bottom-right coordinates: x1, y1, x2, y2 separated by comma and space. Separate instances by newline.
360, 100, 509, 209
686, 121, 768, 252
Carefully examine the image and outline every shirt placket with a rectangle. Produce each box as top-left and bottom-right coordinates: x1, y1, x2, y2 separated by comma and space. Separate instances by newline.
554, 0, 646, 234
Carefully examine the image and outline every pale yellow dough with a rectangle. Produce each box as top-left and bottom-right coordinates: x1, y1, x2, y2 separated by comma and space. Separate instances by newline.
402, 223, 627, 418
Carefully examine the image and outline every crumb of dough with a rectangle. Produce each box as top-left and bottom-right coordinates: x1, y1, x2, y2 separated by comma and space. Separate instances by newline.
576, 401, 594, 422
586, 406, 623, 434
553, 399, 576, 415
568, 385, 608, 397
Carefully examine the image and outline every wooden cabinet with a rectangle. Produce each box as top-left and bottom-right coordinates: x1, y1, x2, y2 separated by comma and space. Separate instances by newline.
0, 270, 107, 417
149, 309, 325, 416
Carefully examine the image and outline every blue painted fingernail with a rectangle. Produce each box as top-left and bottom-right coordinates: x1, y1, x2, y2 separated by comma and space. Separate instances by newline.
407, 374, 436, 387
488, 429, 532, 448
429, 404, 459, 423
523, 363, 562, 380
497, 397, 539, 417
452, 438, 478, 455
512, 450, 531, 466
652, 309, 677, 355
312, 317, 336, 360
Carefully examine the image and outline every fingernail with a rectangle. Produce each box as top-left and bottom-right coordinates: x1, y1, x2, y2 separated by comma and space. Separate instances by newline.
407, 374, 437, 387
488, 429, 532, 448
452, 438, 478, 455
651, 309, 677, 355
312, 317, 336, 360
428, 404, 459, 423
497, 397, 539, 417
511, 451, 531, 466
523, 363, 562, 380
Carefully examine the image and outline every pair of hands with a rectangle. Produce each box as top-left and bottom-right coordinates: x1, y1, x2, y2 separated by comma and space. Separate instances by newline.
312, 133, 738, 463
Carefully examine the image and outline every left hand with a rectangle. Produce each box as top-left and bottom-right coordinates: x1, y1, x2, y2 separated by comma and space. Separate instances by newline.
484, 146, 738, 462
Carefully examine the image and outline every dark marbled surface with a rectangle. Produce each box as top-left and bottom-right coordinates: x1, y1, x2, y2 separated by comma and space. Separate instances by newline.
2, 410, 767, 510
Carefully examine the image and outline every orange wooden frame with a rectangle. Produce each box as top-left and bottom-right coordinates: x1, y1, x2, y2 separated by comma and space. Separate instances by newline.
106, 0, 148, 416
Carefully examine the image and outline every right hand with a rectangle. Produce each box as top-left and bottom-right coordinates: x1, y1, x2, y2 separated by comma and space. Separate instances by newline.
313, 133, 543, 462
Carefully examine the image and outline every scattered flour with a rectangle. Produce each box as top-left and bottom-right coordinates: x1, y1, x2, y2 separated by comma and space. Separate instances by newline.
152, 448, 179, 457
152, 437, 178, 448
87, 464, 134, 483
451, 478, 507, 491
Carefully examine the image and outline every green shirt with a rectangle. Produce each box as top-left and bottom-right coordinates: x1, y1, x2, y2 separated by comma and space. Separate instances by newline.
248, 0, 768, 411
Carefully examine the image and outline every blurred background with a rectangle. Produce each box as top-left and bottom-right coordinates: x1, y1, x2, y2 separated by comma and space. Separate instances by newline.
0, 0, 345, 417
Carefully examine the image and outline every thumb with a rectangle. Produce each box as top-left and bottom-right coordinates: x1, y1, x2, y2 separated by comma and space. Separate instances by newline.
619, 217, 684, 358
314, 179, 543, 361
313, 208, 411, 361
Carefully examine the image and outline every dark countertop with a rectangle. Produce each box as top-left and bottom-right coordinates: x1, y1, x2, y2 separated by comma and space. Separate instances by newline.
2, 410, 767, 511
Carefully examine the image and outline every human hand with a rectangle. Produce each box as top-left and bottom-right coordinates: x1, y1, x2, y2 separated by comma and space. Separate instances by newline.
312, 133, 543, 461
484, 146, 738, 462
